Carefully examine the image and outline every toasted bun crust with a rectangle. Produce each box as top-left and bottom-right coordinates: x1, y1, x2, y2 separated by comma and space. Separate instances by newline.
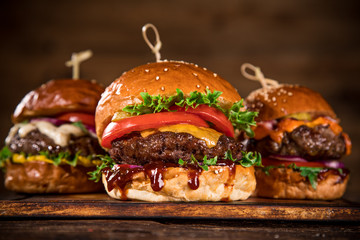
103, 165, 255, 202
12, 79, 105, 123
4, 161, 104, 193
253, 168, 349, 200
246, 84, 336, 121
95, 61, 241, 140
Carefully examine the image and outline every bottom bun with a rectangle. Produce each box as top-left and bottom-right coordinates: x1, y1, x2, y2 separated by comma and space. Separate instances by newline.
5, 161, 104, 193
253, 168, 349, 200
103, 165, 256, 202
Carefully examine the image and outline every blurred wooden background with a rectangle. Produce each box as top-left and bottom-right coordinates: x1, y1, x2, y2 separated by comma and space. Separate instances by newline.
0, 0, 359, 200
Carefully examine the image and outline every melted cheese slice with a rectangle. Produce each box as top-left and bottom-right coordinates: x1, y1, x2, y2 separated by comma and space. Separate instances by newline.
254, 117, 343, 143
6, 121, 86, 147
12, 153, 101, 167
140, 124, 222, 148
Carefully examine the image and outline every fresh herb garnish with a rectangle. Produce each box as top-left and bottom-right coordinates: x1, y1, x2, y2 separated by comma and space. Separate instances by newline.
297, 166, 323, 189
0, 146, 12, 168
259, 164, 323, 189
88, 155, 116, 182
239, 151, 262, 168
72, 121, 88, 133
122, 88, 258, 136
178, 150, 261, 171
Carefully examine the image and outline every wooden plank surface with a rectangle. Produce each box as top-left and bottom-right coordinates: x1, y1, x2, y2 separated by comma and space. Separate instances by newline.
1, 219, 360, 240
1, 193, 359, 221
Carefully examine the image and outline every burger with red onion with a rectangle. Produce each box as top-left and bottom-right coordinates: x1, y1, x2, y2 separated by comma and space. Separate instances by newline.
0, 79, 106, 193
246, 84, 351, 200
91, 60, 261, 202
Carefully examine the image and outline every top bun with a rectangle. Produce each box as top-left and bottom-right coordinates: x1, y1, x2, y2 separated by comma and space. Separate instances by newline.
246, 84, 336, 121
95, 61, 241, 140
13, 79, 105, 123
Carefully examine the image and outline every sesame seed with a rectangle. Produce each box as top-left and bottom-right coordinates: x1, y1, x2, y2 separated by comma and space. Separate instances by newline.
213, 73, 217, 77
164, 68, 168, 72
272, 97, 276, 102
203, 67, 207, 71
161, 86, 165, 91
145, 69, 149, 73
195, 64, 198, 67
288, 92, 293, 96
193, 72, 198, 77
155, 76, 160, 81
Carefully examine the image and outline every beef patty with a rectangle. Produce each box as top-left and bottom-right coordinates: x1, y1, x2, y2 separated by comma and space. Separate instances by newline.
109, 131, 244, 165
8, 130, 105, 157
249, 125, 346, 160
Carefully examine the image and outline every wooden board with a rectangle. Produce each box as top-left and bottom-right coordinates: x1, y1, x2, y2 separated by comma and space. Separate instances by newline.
1, 193, 359, 221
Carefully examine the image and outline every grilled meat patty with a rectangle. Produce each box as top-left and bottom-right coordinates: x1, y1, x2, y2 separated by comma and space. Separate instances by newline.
8, 130, 106, 157
109, 131, 244, 165
249, 125, 346, 160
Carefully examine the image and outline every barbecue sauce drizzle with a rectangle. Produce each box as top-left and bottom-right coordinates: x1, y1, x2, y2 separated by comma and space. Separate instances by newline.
102, 160, 237, 197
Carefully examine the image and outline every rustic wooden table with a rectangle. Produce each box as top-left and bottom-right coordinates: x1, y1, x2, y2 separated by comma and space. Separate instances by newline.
1, 191, 359, 239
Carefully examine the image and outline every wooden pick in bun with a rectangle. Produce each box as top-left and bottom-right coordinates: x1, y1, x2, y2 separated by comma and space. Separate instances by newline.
242, 63, 351, 200
1, 50, 106, 194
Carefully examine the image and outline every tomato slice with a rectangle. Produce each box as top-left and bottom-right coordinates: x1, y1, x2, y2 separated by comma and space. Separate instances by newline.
57, 113, 95, 126
101, 112, 209, 148
171, 105, 234, 138
261, 157, 326, 168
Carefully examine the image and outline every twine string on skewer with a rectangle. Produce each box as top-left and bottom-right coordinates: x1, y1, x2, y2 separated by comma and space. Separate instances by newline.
241, 63, 279, 89
142, 23, 162, 62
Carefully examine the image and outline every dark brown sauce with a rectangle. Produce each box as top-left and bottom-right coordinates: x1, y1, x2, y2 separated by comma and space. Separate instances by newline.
144, 162, 166, 191
103, 160, 240, 194
103, 165, 144, 200
318, 168, 350, 183
187, 165, 202, 190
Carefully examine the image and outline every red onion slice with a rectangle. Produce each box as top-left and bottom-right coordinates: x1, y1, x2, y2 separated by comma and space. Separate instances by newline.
113, 164, 143, 170
269, 155, 308, 162
319, 161, 345, 169
30, 118, 67, 126
269, 155, 345, 169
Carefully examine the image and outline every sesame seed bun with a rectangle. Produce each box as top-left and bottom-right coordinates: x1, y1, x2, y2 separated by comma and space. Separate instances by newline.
12, 79, 105, 123
246, 84, 336, 121
95, 61, 241, 140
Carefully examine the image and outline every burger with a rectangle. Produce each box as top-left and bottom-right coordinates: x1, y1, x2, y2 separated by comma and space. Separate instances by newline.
92, 60, 261, 202
246, 84, 351, 200
0, 79, 106, 193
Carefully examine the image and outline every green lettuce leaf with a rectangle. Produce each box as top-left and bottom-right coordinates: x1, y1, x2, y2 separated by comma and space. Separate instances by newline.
88, 155, 116, 182
122, 88, 258, 136
259, 164, 324, 189
0, 146, 12, 168
178, 150, 261, 171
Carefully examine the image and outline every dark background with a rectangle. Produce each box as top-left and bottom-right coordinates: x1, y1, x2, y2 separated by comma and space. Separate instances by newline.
0, 0, 359, 201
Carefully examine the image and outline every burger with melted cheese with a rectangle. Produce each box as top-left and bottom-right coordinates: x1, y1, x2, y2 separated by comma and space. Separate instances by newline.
0, 79, 106, 193
92, 60, 261, 202
246, 84, 351, 200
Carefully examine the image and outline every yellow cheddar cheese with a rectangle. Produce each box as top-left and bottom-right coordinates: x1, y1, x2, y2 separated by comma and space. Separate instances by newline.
140, 124, 222, 148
